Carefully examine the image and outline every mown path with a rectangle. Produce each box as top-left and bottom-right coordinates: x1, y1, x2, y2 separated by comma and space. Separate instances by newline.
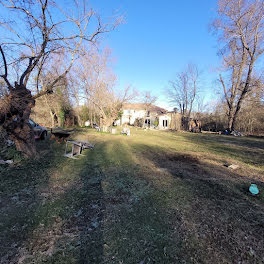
1, 129, 264, 263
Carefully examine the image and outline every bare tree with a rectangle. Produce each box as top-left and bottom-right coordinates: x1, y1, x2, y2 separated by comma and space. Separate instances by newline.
142, 91, 157, 114
75, 47, 117, 126
235, 78, 264, 133
167, 63, 200, 118
136, 91, 158, 128
37, 52, 73, 127
71, 47, 136, 127
193, 95, 209, 120
0, 0, 120, 157
35, 75, 71, 128
214, 0, 264, 131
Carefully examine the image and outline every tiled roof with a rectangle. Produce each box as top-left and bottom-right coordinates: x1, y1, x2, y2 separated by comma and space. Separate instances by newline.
123, 103, 167, 113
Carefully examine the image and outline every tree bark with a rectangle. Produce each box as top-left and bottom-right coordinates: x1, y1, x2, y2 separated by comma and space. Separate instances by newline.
11, 122, 37, 157
77, 114, 82, 127
227, 114, 234, 132
49, 110, 57, 128
0, 84, 38, 157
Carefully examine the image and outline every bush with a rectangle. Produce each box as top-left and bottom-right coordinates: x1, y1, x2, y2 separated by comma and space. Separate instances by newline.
153, 119, 159, 127
134, 118, 144, 127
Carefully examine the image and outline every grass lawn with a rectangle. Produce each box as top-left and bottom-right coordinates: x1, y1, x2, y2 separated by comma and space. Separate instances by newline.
1, 128, 264, 263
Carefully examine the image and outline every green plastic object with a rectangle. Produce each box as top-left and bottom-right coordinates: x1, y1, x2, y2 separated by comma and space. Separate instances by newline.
249, 184, 259, 195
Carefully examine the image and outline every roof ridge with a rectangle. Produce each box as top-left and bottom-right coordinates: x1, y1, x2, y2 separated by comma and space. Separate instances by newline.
123, 103, 167, 112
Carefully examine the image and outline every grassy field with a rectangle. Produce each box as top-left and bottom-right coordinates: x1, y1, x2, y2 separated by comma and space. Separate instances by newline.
1, 128, 264, 263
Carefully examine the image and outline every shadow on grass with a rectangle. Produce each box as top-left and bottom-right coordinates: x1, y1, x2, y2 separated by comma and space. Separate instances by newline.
2, 134, 264, 263
92, 140, 189, 263
185, 132, 264, 149
0, 139, 66, 263
132, 143, 264, 263
76, 159, 105, 263
44, 138, 263, 263
0, 138, 106, 263
181, 132, 264, 167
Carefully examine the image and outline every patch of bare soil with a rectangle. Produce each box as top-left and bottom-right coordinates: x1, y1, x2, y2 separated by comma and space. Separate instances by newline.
166, 153, 200, 164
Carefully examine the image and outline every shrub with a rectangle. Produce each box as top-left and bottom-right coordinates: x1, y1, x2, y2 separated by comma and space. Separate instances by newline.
153, 119, 159, 127
134, 118, 144, 127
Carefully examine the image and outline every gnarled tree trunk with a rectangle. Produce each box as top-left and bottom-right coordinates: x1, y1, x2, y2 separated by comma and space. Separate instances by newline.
0, 84, 37, 157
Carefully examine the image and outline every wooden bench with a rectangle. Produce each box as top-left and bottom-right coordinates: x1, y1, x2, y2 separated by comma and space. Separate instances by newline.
64, 140, 94, 159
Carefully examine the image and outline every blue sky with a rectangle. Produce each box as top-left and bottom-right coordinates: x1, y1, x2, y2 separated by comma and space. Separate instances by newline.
88, 0, 222, 108
1, 0, 222, 110
88, 0, 222, 109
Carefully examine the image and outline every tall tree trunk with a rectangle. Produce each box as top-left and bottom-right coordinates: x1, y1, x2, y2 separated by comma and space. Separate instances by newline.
93, 111, 96, 126
0, 84, 38, 157
45, 95, 56, 128
227, 114, 234, 132
49, 110, 55, 127
76, 111, 82, 127
226, 102, 236, 131
89, 108, 93, 128
78, 115, 82, 126
230, 116, 236, 131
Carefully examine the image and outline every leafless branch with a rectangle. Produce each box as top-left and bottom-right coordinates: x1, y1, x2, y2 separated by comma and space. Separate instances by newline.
0, 45, 12, 89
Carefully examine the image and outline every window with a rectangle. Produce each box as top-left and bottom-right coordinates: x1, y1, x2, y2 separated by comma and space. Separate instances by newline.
145, 119, 150, 125
163, 120, 168, 127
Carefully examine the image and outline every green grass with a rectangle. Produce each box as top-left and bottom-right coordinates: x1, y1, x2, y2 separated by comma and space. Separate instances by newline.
0, 128, 264, 263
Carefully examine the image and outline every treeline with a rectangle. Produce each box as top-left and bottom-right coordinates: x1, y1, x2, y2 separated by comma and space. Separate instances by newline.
195, 92, 264, 135
166, 0, 264, 135
31, 47, 132, 128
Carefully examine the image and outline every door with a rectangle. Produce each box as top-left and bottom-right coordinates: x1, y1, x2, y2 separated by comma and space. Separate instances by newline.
163, 119, 168, 128
145, 119, 150, 128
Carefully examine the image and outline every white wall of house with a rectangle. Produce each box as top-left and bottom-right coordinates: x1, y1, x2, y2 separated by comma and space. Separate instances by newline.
114, 119, 121, 126
158, 114, 171, 129
121, 109, 146, 125
118, 106, 171, 130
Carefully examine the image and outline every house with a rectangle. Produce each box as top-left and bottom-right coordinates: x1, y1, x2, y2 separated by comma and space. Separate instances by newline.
119, 103, 174, 129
